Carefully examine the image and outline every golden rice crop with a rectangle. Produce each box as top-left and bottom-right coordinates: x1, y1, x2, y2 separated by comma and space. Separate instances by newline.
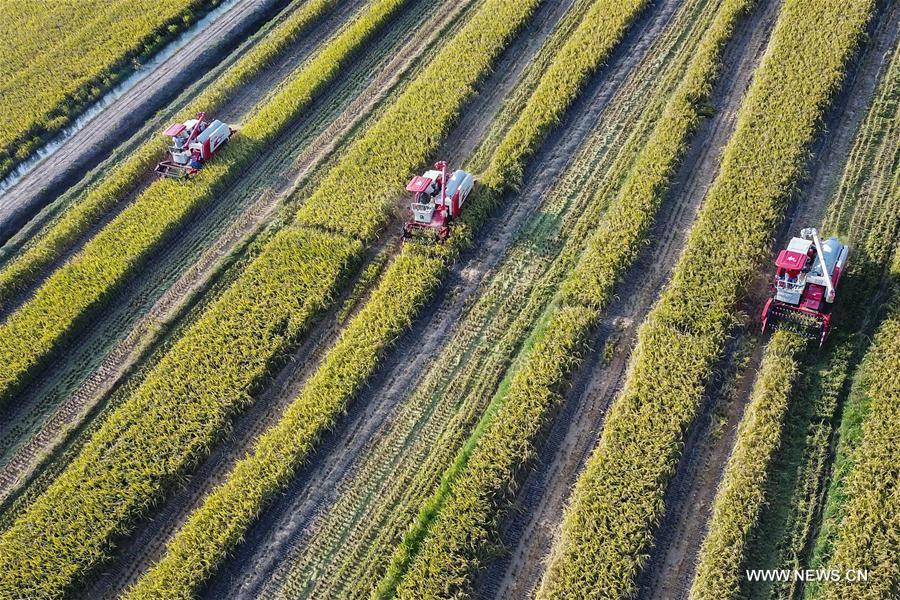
0, 0, 335, 307
389, 0, 755, 594
538, 0, 873, 596
688, 330, 805, 600
0, 0, 398, 408
0, 0, 219, 178
0, 227, 361, 599
0, 0, 544, 595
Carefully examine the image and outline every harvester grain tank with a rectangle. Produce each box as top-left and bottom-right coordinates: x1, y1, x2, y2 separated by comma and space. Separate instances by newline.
155, 111, 234, 178
761, 227, 849, 346
403, 160, 474, 241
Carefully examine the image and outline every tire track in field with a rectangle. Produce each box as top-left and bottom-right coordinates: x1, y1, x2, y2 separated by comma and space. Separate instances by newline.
197, 0, 706, 596
472, 1, 783, 597
636, 4, 899, 598
71, 1, 484, 596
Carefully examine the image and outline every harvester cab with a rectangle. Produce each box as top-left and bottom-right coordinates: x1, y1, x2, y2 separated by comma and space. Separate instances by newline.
761, 227, 849, 346
154, 111, 234, 179
403, 161, 474, 242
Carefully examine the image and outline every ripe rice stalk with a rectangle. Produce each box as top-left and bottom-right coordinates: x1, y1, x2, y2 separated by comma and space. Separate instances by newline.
538, 0, 875, 596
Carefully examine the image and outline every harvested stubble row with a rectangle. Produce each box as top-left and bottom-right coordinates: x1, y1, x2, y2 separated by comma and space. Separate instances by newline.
128, 0, 655, 595
688, 330, 806, 600
0, 0, 220, 179
0, 0, 335, 308
0, 0, 547, 596
391, 0, 757, 596
538, 0, 874, 597
818, 251, 900, 600
0, 0, 398, 411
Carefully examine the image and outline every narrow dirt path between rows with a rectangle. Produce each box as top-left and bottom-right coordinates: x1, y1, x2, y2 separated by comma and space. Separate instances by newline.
196, 0, 703, 596
636, 3, 900, 598
0, 0, 287, 244
472, 1, 783, 597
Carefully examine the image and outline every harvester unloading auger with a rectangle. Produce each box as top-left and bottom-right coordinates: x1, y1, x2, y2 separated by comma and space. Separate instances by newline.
403, 160, 474, 242
155, 111, 234, 178
761, 227, 850, 347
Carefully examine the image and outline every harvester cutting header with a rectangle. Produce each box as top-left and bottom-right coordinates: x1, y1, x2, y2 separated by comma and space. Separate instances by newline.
403, 160, 474, 242
155, 111, 234, 178
761, 227, 849, 346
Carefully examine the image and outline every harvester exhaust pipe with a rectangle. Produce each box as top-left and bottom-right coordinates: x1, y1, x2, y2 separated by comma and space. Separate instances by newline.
801, 227, 836, 302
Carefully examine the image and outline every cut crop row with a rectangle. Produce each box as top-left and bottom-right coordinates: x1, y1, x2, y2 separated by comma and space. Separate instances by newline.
125, 0, 653, 594
537, 0, 875, 596
0, 0, 545, 596
268, 0, 719, 594
688, 330, 806, 599
0, 0, 335, 308
0, 0, 220, 180
389, 0, 756, 595
0, 0, 402, 409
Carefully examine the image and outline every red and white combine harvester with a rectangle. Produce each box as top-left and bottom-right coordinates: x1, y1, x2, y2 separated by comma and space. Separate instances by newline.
403, 160, 474, 242
155, 111, 234, 178
761, 227, 849, 346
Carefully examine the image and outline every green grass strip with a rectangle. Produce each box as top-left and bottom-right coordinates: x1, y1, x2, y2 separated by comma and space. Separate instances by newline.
689, 330, 806, 599
387, 0, 756, 595
537, 0, 874, 596
0, 0, 334, 308
0, 0, 395, 409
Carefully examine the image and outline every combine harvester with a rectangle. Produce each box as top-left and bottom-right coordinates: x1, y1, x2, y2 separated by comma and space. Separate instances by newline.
155, 111, 234, 178
761, 227, 850, 346
403, 160, 474, 242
